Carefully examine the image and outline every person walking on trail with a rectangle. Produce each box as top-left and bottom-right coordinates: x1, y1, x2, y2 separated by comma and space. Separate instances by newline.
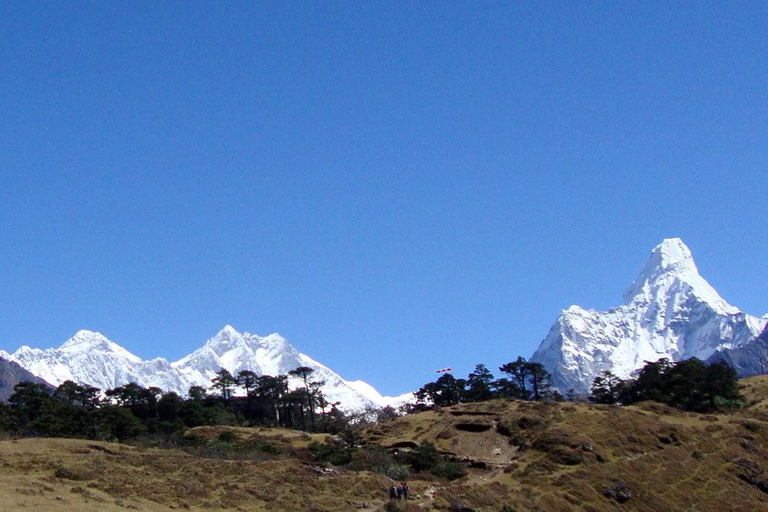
401, 481, 410, 499
389, 485, 398, 500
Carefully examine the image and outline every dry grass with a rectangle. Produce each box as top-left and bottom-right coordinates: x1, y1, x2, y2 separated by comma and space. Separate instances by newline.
362, 375, 768, 511
0, 433, 390, 511
4, 376, 768, 511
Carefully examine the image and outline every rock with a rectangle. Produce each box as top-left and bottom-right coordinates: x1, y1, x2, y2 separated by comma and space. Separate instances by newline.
603, 480, 632, 503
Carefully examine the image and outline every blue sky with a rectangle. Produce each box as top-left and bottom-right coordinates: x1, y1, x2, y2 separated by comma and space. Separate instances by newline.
1, 3, 766, 395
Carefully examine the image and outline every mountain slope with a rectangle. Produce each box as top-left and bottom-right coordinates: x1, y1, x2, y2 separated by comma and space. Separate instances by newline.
531, 238, 767, 394
709, 322, 768, 377
0, 357, 52, 401
1, 327, 400, 410
171, 326, 389, 410
7, 379, 768, 511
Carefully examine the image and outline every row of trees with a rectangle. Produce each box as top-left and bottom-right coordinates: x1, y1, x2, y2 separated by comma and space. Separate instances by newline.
208, 366, 332, 431
0, 356, 745, 443
413, 357, 554, 408
414, 355, 743, 415
0, 366, 345, 441
590, 358, 742, 412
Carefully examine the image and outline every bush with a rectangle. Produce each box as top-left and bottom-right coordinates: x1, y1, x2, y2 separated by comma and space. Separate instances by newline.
181, 432, 206, 447
217, 430, 238, 443
349, 446, 395, 474
432, 461, 467, 480
205, 438, 234, 458
385, 464, 411, 480
408, 441, 441, 471
250, 440, 281, 456
54, 467, 82, 481
307, 440, 353, 466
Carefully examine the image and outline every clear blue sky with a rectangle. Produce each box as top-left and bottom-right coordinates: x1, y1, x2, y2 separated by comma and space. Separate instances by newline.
1, 3, 766, 395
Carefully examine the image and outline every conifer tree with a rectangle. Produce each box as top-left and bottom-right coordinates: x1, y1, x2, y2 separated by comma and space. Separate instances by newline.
211, 369, 237, 402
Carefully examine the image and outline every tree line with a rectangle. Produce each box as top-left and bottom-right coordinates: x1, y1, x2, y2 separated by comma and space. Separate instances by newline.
0, 365, 348, 441
0, 356, 745, 443
412, 355, 743, 415
411, 356, 556, 409
590, 358, 743, 412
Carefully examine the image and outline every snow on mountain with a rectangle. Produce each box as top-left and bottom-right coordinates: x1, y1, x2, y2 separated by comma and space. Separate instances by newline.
345, 380, 414, 408
531, 238, 767, 394
171, 326, 387, 410
2, 326, 401, 411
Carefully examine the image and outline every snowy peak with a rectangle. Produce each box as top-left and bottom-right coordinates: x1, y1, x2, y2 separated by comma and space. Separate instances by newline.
532, 239, 766, 394
60, 329, 110, 348
59, 330, 142, 363
211, 325, 241, 343
3, 327, 399, 410
623, 238, 697, 301
622, 238, 736, 315
647, 237, 696, 271
202, 325, 249, 354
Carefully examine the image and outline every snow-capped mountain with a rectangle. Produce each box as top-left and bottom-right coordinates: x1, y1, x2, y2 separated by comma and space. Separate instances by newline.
531, 238, 767, 394
0, 326, 403, 410
0, 330, 185, 393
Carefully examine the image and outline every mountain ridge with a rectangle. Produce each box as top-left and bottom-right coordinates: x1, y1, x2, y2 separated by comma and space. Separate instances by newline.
531, 238, 767, 393
0, 327, 407, 410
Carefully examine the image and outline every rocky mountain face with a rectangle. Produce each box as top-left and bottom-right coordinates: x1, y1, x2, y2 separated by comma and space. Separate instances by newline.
531, 238, 767, 394
0, 327, 407, 410
0, 357, 52, 401
709, 323, 768, 377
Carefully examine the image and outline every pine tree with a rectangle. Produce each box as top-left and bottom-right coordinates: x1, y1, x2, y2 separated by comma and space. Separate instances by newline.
211, 369, 237, 402
499, 357, 531, 400
465, 364, 495, 402
590, 371, 623, 404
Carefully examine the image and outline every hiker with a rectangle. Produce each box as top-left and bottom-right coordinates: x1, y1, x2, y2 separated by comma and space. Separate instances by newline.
397, 485, 403, 499
401, 481, 410, 499
389, 485, 398, 500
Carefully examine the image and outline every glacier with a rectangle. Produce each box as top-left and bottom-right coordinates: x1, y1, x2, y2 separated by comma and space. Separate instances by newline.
0, 326, 409, 411
531, 238, 767, 394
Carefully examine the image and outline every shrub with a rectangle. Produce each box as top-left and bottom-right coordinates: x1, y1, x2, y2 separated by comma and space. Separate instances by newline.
217, 430, 238, 443
349, 446, 395, 474
252, 441, 281, 455
385, 464, 411, 480
432, 461, 467, 480
205, 438, 233, 459
307, 440, 353, 466
408, 441, 441, 471
181, 432, 206, 447
549, 448, 584, 465
54, 467, 82, 481
384, 501, 402, 512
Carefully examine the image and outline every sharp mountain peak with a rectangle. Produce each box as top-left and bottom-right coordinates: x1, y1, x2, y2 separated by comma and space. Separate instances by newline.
533, 238, 766, 394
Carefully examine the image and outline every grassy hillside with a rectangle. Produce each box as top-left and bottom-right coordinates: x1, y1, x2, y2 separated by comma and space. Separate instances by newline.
3, 376, 768, 511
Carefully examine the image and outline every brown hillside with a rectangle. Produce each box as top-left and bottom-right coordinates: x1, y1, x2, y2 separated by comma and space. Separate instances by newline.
1, 376, 768, 511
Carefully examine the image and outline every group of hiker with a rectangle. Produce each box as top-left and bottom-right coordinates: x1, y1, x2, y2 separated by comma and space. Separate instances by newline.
389, 482, 410, 500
